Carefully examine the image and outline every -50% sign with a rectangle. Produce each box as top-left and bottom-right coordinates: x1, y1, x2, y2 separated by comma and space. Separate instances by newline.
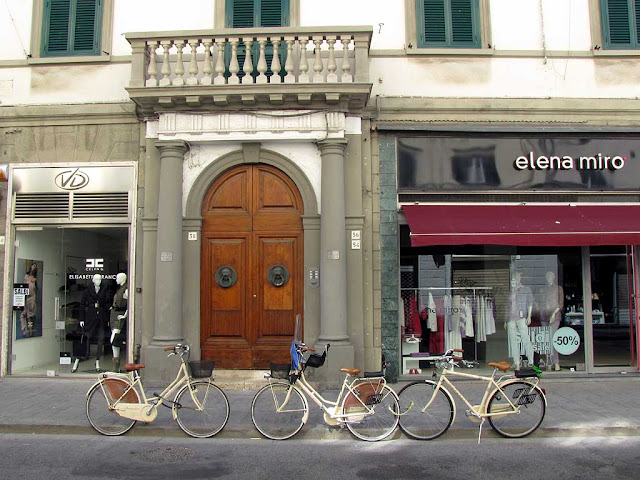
552, 327, 581, 355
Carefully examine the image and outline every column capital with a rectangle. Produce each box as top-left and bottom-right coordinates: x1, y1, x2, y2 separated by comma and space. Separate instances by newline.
317, 139, 348, 156
155, 140, 189, 155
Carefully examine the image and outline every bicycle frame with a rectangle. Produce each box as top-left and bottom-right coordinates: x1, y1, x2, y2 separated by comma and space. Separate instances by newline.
273, 370, 391, 425
422, 367, 542, 421
94, 354, 205, 423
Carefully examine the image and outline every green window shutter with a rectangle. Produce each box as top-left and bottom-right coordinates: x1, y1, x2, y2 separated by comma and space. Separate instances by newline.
417, 0, 479, 48
601, 0, 640, 48
42, 0, 101, 57
73, 0, 101, 52
226, 0, 289, 27
44, 0, 72, 55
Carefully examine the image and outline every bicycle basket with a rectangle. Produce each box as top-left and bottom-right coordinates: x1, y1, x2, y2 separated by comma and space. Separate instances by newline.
305, 351, 326, 368
270, 362, 292, 379
189, 360, 215, 378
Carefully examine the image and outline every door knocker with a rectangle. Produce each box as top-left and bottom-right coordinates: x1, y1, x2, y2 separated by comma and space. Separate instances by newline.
215, 266, 237, 288
267, 264, 289, 287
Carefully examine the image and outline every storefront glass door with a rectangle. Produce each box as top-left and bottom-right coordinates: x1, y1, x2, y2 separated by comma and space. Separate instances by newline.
11, 226, 129, 376
589, 246, 636, 368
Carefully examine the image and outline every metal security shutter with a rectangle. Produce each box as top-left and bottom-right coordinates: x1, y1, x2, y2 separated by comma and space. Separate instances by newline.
14, 192, 129, 221
452, 261, 510, 324
14, 193, 70, 219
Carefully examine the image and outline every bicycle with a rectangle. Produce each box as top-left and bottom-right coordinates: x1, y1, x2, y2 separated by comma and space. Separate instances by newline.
397, 349, 546, 442
251, 326, 399, 442
85, 344, 230, 438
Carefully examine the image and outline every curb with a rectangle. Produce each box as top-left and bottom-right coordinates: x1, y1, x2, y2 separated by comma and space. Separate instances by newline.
3, 423, 639, 440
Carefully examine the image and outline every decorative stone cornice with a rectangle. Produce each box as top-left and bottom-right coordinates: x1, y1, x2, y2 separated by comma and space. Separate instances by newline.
154, 110, 346, 142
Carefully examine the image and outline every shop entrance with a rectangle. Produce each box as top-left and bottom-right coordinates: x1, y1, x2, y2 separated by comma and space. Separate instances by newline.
200, 164, 304, 369
11, 226, 129, 376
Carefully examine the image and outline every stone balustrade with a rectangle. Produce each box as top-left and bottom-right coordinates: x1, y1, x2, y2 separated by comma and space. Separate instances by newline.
126, 27, 372, 113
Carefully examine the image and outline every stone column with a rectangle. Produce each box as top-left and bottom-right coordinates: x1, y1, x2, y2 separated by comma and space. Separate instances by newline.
153, 141, 188, 343
316, 140, 353, 382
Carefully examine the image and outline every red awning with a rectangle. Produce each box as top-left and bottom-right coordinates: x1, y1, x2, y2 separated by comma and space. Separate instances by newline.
403, 204, 640, 247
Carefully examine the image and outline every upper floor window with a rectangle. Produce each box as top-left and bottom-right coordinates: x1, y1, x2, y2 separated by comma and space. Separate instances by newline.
41, 0, 103, 57
600, 0, 640, 49
416, 0, 481, 48
225, 0, 290, 27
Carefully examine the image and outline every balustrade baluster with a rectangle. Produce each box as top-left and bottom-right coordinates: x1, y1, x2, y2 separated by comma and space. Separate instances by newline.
229, 39, 240, 84
313, 38, 324, 83
340, 37, 352, 82
242, 39, 254, 84
186, 40, 199, 85
270, 38, 282, 84
298, 38, 310, 83
256, 38, 268, 84
284, 38, 295, 83
146, 41, 159, 86
326, 37, 337, 83
173, 40, 186, 86
201, 39, 213, 85
159, 40, 172, 87
213, 40, 226, 85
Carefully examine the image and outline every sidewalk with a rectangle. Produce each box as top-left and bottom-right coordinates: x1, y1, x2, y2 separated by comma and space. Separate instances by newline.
1, 374, 639, 440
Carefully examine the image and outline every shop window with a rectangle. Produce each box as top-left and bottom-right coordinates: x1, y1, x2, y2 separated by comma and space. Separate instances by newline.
31, 0, 113, 61
408, 0, 490, 50
600, 0, 640, 49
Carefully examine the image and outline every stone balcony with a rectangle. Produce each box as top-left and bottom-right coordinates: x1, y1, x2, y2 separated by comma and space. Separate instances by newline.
126, 26, 373, 115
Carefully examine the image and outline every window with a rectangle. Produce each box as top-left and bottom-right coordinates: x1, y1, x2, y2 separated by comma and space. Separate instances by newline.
416, 0, 480, 48
41, 0, 103, 57
600, 0, 640, 49
225, 0, 290, 27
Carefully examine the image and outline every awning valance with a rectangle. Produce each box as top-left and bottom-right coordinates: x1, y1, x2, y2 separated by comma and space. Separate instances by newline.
403, 204, 640, 247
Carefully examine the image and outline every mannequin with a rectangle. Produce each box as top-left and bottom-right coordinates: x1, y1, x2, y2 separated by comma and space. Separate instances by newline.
20, 262, 38, 338
538, 271, 564, 371
109, 273, 128, 373
506, 272, 534, 369
72, 274, 110, 372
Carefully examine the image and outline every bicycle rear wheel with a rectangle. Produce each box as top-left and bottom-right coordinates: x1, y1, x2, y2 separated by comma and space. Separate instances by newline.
487, 381, 546, 438
251, 382, 308, 440
174, 381, 230, 438
343, 385, 399, 441
397, 380, 454, 440
86, 379, 139, 436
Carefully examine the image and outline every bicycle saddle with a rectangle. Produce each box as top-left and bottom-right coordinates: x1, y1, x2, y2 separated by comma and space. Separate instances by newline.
488, 361, 511, 371
340, 368, 361, 376
124, 363, 145, 371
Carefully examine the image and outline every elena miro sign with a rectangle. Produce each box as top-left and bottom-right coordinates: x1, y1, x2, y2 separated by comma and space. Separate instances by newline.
397, 135, 640, 191
514, 152, 625, 172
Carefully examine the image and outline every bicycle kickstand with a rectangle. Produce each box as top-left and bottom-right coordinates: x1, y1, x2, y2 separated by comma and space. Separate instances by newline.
477, 418, 485, 445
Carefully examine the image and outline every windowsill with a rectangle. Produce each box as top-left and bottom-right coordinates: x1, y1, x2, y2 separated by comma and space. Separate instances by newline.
27, 54, 112, 65
592, 49, 640, 57
405, 47, 493, 56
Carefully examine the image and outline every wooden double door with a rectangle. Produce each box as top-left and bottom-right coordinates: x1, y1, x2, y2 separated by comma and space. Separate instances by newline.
200, 164, 303, 369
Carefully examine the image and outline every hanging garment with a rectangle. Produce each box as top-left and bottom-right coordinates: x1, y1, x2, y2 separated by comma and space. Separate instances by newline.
428, 292, 437, 331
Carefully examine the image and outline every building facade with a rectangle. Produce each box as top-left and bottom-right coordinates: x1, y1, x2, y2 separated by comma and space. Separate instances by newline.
1, 0, 639, 382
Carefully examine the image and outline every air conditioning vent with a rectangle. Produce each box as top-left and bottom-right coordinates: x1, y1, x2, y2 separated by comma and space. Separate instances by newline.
72, 193, 129, 218
14, 194, 69, 219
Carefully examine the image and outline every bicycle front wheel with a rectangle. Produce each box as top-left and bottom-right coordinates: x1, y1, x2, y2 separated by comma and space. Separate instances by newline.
397, 380, 454, 440
344, 385, 400, 441
487, 381, 546, 438
251, 382, 308, 440
174, 381, 230, 438
86, 379, 139, 436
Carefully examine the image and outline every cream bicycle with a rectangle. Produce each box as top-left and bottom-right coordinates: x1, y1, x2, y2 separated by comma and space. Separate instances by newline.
397, 349, 546, 442
85, 344, 230, 438
251, 318, 399, 442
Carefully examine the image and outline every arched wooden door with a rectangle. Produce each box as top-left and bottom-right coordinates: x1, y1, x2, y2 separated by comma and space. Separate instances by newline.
201, 164, 304, 369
